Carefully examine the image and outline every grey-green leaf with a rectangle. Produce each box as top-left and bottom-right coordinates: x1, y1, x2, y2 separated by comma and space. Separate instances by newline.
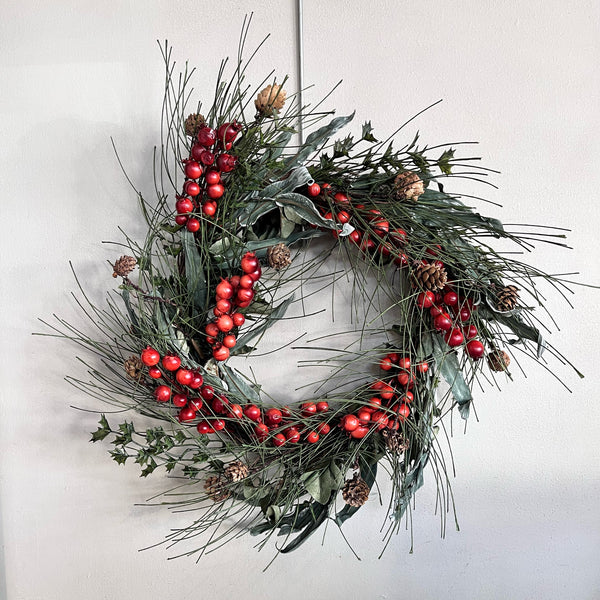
181, 230, 207, 311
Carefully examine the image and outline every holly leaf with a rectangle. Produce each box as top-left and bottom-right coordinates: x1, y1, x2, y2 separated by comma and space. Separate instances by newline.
90, 414, 111, 442
361, 121, 377, 142
437, 148, 455, 175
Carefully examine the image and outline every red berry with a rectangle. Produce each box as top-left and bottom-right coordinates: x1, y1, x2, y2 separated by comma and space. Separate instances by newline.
216, 315, 234, 333
175, 197, 194, 213
189, 397, 203, 411
243, 404, 261, 421
235, 288, 254, 305
211, 418, 226, 431
200, 385, 214, 401
239, 274, 254, 289
434, 313, 453, 332
228, 403, 243, 419
186, 218, 200, 232
417, 291, 435, 309
197, 126, 217, 147
334, 192, 349, 204
222, 334, 236, 349
444, 328, 464, 347
216, 153, 236, 172
205, 322, 219, 338
154, 385, 171, 402
306, 431, 320, 444
429, 305, 444, 317
357, 408, 372, 425
373, 220, 389, 235
348, 230, 362, 245
466, 339, 485, 359
217, 122, 242, 144
148, 366, 162, 379
397, 403, 411, 421
416, 362, 429, 374
397, 372, 412, 387
162, 355, 181, 371
265, 408, 283, 426
248, 266, 262, 282
379, 383, 395, 401
301, 402, 317, 416
175, 369, 193, 386
316, 401, 329, 413
211, 395, 229, 414
394, 253, 409, 267
215, 279, 234, 300
212, 345, 230, 361
191, 143, 205, 161
178, 407, 196, 422
184, 181, 200, 197
232, 312, 245, 327
443, 291, 459, 307
175, 214, 188, 226
272, 433, 286, 447
207, 183, 225, 199
368, 396, 382, 410
350, 426, 369, 439
285, 427, 300, 443
404, 391, 414, 403
199, 150, 215, 166
340, 414, 359, 432
371, 411, 389, 429
380, 357, 393, 371
398, 357, 411, 371
202, 202, 217, 217
173, 393, 188, 408
316, 422, 331, 435
196, 421, 214, 435
141, 347, 160, 367
240, 252, 259, 273
215, 299, 232, 315
205, 170, 220, 185
307, 183, 321, 197
458, 307, 471, 322
184, 161, 202, 179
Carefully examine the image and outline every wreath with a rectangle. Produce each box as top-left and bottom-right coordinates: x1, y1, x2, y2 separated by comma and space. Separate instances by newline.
46, 31, 583, 561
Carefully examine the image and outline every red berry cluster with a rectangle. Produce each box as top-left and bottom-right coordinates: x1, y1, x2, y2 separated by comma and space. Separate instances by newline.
307, 183, 409, 265
175, 122, 241, 231
204, 252, 262, 362
141, 344, 332, 445
416, 287, 485, 358
338, 354, 425, 439
140, 346, 208, 423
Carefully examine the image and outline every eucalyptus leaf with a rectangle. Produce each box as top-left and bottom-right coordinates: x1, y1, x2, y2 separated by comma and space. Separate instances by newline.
276, 192, 337, 230
235, 296, 294, 349
283, 113, 355, 169
279, 500, 331, 554
301, 461, 343, 504
237, 198, 278, 227
260, 166, 313, 198
280, 212, 297, 238
219, 363, 261, 403
181, 230, 207, 312
431, 333, 472, 419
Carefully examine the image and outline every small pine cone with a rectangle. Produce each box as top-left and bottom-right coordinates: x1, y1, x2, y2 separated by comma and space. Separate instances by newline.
487, 350, 511, 372
255, 84, 286, 116
381, 429, 409, 453
112, 255, 137, 278
412, 262, 448, 292
266, 243, 292, 270
224, 460, 249, 483
341, 473, 370, 507
394, 171, 425, 201
124, 355, 144, 380
495, 285, 519, 312
204, 475, 231, 502
184, 113, 205, 137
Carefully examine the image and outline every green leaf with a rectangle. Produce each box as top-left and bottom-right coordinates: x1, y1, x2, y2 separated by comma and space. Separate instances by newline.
276, 193, 337, 230
219, 363, 261, 403
110, 448, 128, 465
431, 334, 472, 419
479, 307, 545, 358
279, 500, 331, 553
361, 121, 377, 142
394, 441, 431, 521
235, 296, 294, 349
301, 461, 343, 505
181, 230, 207, 311
437, 148, 455, 175
120, 289, 139, 332
237, 198, 278, 227
260, 166, 313, 198
280, 211, 297, 238
283, 113, 355, 169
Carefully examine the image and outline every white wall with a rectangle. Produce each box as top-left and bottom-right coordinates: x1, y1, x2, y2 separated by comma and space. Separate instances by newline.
1, 1, 599, 598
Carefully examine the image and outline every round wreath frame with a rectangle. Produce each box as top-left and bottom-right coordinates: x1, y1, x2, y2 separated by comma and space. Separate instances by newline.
47, 29, 582, 561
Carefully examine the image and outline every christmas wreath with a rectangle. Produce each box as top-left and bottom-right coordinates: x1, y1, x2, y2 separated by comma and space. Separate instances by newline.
45, 30, 583, 561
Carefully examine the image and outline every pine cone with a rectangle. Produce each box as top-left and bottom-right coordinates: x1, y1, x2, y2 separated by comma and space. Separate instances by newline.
341, 473, 370, 507
266, 243, 292, 270
255, 84, 286, 116
487, 350, 511, 372
124, 355, 144, 380
112, 255, 137, 278
495, 285, 519, 312
381, 429, 409, 453
224, 460, 249, 483
412, 262, 448, 292
204, 475, 231, 502
184, 113, 205, 137
393, 171, 425, 201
